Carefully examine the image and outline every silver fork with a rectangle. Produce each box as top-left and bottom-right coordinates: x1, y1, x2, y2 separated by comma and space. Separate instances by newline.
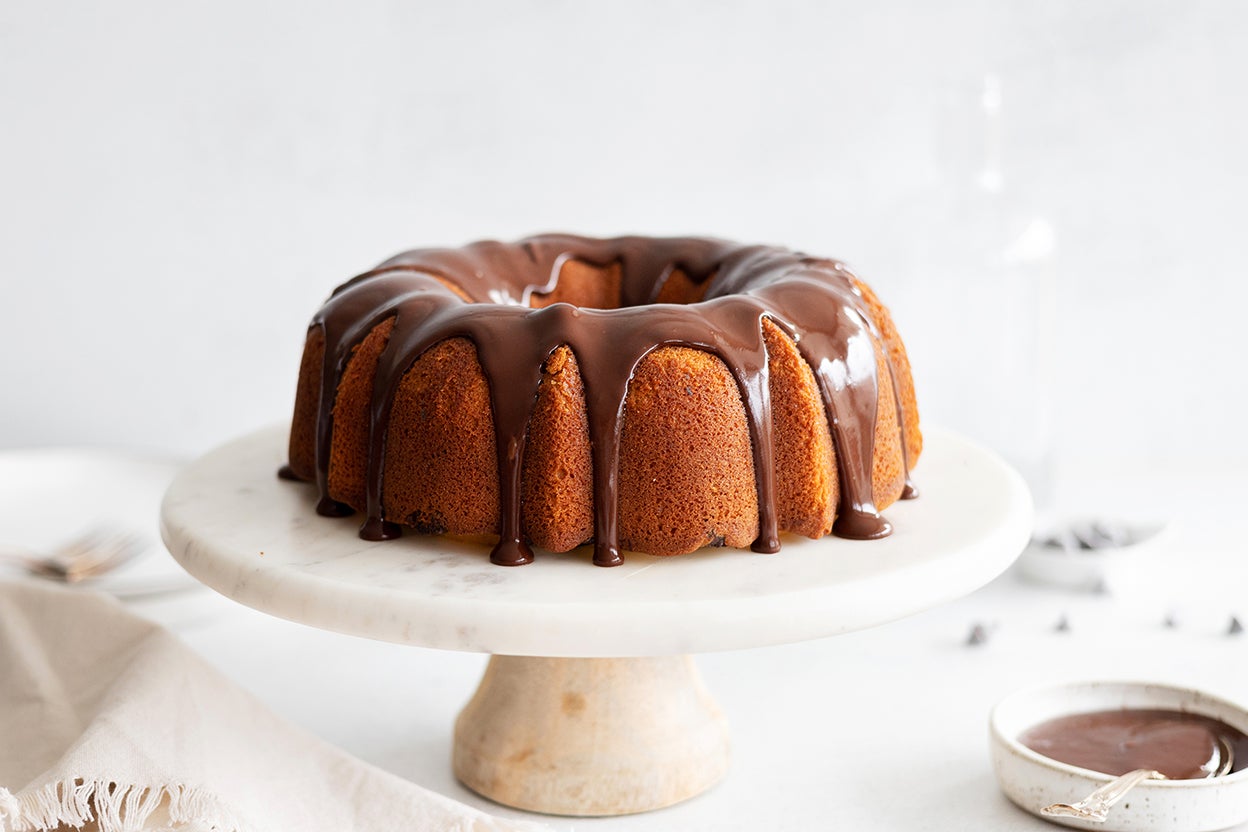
0, 527, 149, 583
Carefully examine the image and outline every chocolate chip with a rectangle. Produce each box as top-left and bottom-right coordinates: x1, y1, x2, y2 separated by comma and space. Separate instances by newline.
966, 623, 990, 646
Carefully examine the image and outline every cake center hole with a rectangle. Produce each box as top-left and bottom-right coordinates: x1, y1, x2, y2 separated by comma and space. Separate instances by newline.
528, 260, 712, 310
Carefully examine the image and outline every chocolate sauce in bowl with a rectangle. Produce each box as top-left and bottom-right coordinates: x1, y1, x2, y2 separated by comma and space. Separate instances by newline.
1021, 709, 1248, 780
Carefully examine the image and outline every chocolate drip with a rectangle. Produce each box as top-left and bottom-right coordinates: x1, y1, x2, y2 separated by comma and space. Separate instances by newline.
294, 235, 917, 564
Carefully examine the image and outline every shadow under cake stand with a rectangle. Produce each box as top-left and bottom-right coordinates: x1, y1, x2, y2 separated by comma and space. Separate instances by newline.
160, 425, 1032, 817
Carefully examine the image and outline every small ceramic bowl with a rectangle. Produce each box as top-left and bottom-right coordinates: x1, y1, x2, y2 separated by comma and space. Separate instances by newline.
990, 681, 1248, 832
1016, 520, 1170, 593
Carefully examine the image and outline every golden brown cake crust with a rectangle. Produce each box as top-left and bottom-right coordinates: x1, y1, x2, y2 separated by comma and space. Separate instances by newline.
617, 346, 759, 556
381, 337, 500, 536
521, 346, 595, 552
762, 319, 837, 539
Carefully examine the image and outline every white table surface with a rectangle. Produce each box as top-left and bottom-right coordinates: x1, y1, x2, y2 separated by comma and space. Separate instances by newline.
77, 458, 1248, 830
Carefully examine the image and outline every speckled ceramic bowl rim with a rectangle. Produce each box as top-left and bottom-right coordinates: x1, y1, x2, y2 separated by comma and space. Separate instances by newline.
991, 680, 1248, 789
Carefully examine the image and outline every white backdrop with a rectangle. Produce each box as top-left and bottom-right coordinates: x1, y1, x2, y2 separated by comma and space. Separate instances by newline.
2, 0, 1245, 485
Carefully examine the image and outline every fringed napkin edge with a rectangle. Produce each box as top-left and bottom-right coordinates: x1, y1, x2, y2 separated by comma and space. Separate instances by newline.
0, 778, 243, 832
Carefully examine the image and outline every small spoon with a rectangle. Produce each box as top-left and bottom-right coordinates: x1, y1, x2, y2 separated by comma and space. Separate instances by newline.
1043, 736, 1234, 823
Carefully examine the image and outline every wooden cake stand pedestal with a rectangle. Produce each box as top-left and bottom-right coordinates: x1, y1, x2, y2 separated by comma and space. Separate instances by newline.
161, 426, 1031, 817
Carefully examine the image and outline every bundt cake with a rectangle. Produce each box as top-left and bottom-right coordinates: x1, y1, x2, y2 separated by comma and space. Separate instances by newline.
280, 234, 921, 567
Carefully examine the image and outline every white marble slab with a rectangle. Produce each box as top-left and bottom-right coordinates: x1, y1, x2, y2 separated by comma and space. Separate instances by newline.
160, 426, 1031, 657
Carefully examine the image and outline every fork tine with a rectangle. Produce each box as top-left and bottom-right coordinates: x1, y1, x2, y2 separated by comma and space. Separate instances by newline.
50, 527, 123, 563
51, 531, 101, 561
61, 530, 149, 582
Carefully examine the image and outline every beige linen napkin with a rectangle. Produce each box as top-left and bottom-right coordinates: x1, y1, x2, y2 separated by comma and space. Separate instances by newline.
0, 580, 549, 832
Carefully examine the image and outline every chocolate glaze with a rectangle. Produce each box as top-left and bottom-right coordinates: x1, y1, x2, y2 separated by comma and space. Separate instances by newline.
1021, 709, 1248, 779
291, 235, 917, 566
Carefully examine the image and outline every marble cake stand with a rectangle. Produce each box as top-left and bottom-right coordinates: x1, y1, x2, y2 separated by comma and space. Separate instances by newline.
160, 425, 1031, 817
